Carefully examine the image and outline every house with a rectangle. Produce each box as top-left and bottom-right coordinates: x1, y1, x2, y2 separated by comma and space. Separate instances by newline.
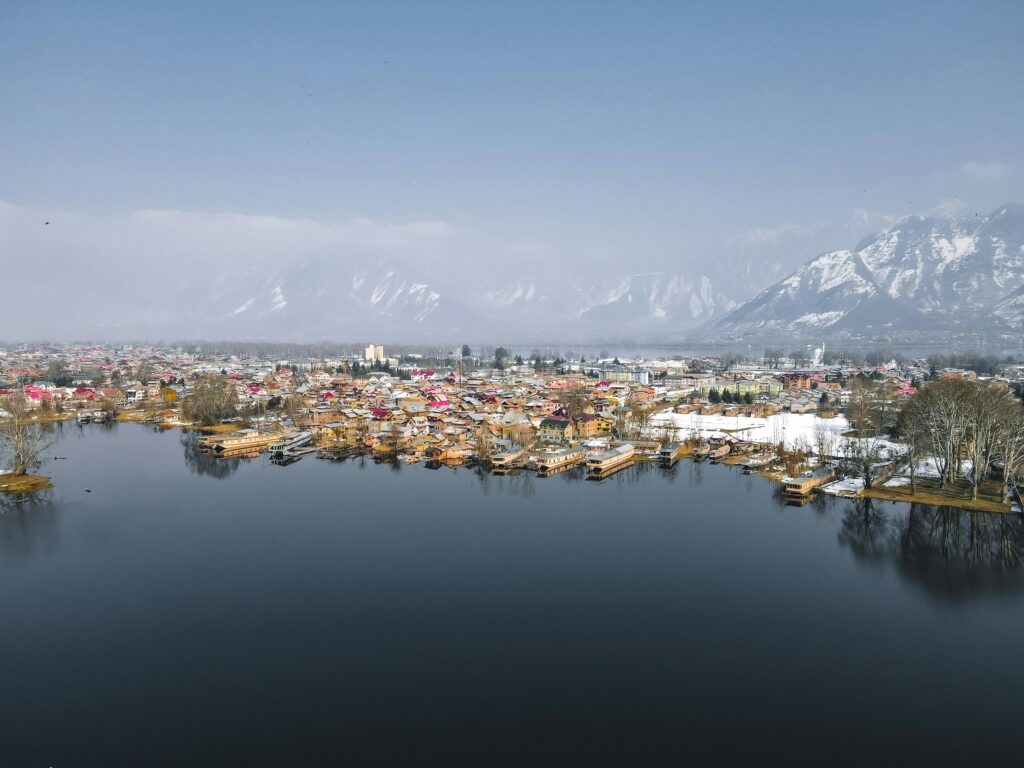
538, 417, 574, 442
574, 413, 613, 437
779, 373, 813, 389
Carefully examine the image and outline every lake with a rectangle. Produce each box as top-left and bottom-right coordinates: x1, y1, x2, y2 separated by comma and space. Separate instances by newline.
2, 423, 1023, 766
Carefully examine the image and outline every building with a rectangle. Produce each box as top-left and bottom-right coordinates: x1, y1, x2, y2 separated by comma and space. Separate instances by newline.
538, 417, 574, 442
364, 344, 386, 363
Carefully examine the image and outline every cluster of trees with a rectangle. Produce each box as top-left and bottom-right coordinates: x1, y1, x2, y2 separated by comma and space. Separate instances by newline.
182, 374, 239, 426
899, 379, 1024, 501
45, 359, 73, 387
707, 388, 755, 405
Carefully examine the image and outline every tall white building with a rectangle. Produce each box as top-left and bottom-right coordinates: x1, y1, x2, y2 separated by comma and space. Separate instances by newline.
364, 344, 386, 362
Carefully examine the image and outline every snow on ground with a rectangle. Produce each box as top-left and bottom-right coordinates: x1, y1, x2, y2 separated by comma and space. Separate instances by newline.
885, 457, 972, 486
650, 409, 904, 458
821, 477, 865, 495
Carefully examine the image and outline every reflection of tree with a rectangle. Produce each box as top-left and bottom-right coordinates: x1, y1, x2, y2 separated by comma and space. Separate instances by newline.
471, 463, 492, 496
839, 500, 1024, 598
0, 489, 57, 558
905, 505, 1024, 570
509, 470, 536, 497
838, 499, 891, 561
690, 461, 704, 485
180, 431, 241, 480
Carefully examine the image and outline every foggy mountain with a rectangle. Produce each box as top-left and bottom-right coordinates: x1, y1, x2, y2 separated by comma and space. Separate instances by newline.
5, 200, 1024, 343
714, 204, 1024, 337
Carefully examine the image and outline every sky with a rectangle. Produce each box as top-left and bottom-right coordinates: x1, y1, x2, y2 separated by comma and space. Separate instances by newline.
1, 0, 1023, 339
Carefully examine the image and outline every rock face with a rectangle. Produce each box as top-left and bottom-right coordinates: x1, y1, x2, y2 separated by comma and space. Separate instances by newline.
716, 204, 1024, 335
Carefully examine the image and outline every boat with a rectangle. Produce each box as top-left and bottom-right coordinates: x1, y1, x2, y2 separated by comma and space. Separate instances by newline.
782, 466, 836, 498
586, 444, 635, 478
656, 442, 684, 466
490, 446, 526, 470
691, 442, 711, 461
269, 430, 312, 459
742, 454, 774, 469
207, 430, 279, 458
533, 446, 588, 475
709, 442, 731, 462
76, 411, 91, 424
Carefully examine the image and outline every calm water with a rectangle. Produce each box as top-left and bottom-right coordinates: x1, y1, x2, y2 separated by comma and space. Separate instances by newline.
2, 424, 1023, 766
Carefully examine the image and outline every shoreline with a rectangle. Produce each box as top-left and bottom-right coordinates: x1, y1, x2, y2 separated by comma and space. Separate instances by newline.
6, 419, 1018, 515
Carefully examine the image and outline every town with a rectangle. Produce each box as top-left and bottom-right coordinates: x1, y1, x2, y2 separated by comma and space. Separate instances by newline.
2, 342, 1023, 512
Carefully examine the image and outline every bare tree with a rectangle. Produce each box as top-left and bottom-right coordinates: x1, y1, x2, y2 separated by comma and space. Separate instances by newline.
993, 394, 1024, 504
183, 374, 239, 426
896, 398, 930, 495
964, 383, 1004, 500
0, 394, 55, 476
511, 423, 537, 451
813, 421, 838, 460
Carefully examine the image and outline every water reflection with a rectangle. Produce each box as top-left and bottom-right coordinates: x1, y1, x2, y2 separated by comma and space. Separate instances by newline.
0, 490, 58, 558
179, 431, 243, 479
839, 499, 1024, 598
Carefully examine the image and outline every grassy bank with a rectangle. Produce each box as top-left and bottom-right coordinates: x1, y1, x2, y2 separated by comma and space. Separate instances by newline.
862, 478, 1011, 514
0, 474, 53, 493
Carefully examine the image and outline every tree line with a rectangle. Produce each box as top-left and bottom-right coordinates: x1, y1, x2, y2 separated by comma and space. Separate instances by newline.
898, 379, 1024, 502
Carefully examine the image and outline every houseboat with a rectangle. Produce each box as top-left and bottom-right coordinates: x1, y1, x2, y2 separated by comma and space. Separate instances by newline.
490, 446, 526, 470
656, 442, 684, 466
782, 465, 836, 498
709, 442, 731, 462
76, 411, 91, 424
434, 446, 469, 466
270, 431, 313, 462
691, 441, 711, 461
586, 444, 635, 477
270, 430, 312, 453
533, 446, 588, 475
208, 430, 278, 458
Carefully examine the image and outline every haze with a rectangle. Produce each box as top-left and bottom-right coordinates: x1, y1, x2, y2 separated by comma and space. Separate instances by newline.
2, 1, 1022, 341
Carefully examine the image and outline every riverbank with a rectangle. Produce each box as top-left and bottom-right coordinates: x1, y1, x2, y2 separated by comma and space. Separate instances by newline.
862, 478, 1011, 514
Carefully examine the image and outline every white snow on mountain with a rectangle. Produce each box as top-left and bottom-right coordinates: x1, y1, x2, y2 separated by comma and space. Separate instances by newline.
717, 204, 1024, 335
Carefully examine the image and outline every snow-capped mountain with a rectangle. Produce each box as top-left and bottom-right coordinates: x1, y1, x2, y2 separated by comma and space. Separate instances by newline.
715, 204, 1024, 335
152, 254, 743, 342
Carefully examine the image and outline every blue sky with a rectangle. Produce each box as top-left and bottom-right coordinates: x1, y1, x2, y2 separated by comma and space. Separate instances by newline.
1, 0, 1022, 272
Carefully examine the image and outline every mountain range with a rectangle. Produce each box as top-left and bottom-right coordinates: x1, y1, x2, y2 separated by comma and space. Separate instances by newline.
162, 258, 750, 342
713, 204, 1024, 337
7, 201, 1024, 343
